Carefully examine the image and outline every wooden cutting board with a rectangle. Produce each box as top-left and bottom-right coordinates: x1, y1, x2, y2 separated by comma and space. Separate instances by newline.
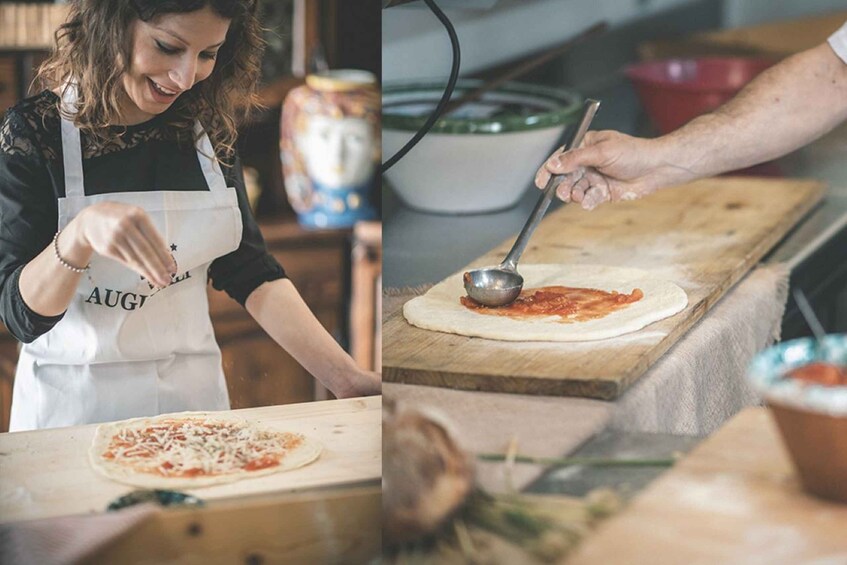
384, 177, 825, 399
0, 396, 381, 523
567, 408, 847, 564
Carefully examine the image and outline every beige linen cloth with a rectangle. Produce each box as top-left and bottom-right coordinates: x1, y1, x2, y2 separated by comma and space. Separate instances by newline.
384, 263, 789, 492
0, 504, 159, 565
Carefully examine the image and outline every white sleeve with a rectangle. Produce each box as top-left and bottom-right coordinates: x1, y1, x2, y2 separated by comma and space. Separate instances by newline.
827, 21, 847, 64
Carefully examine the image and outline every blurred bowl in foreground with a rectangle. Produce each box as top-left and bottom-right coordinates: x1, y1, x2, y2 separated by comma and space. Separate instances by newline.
382, 80, 582, 214
748, 334, 847, 503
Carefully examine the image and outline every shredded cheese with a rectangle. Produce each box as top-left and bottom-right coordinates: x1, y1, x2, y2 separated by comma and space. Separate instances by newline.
102, 417, 304, 478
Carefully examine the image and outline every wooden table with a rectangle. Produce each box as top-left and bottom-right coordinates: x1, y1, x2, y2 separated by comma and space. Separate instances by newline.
0, 396, 381, 524
568, 408, 847, 564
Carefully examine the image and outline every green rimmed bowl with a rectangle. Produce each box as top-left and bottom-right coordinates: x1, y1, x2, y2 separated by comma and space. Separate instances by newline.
382, 80, 582, 214
747, 334, 847, 503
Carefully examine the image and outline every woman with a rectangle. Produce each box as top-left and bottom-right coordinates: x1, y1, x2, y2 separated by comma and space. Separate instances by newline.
0, 0, 380, 432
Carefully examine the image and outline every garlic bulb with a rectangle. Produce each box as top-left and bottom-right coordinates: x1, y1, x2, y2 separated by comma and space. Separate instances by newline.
382, 399, 474, 545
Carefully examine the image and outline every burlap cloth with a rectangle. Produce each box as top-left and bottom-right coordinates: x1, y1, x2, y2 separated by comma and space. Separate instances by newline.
384, 263, 789, 492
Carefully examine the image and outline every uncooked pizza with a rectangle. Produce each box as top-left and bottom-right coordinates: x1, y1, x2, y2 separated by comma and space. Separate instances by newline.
404, 264, 688, 342
89, 412, 322, 488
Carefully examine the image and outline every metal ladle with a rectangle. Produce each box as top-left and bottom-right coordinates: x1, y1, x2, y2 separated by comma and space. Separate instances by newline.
463, 99, 600, 307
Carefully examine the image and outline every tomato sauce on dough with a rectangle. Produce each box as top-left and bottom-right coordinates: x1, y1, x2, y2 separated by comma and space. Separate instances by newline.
460, 285, 644, 322
102, 419, 301, 478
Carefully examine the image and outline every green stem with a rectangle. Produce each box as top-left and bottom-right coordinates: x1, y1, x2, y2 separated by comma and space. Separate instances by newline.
477, 453, 677, 467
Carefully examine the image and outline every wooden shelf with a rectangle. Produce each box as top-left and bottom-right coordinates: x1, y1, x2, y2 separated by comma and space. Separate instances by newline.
0, 4, 70, 51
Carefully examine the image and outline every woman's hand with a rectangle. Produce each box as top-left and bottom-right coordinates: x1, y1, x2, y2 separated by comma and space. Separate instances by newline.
246, 279, 383, 400
333, 370, 382, 399
70, 202, 176, 288
534, 130, 689, 210
18, 201, 174, 318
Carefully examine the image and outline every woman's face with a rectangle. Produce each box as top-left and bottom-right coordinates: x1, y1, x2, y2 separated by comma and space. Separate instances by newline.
120, 5, 230, 124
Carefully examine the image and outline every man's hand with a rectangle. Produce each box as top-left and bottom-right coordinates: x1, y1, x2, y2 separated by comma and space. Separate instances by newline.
536, 40, 847, 212
534, 130, 682, 210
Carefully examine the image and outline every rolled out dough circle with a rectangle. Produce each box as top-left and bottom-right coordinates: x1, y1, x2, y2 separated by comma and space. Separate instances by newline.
403, 264, 688, 342
89, 412, 323, 489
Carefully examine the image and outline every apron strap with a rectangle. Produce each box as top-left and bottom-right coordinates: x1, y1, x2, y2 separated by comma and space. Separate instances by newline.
59, 84, 229, 198
60, 85, 85, 199
193, 121, 228, 193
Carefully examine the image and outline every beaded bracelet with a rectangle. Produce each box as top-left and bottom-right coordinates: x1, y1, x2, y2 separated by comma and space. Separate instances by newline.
53, 230, 90, 273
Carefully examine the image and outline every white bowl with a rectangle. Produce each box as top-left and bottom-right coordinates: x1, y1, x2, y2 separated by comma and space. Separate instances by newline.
382, 80, 582, 214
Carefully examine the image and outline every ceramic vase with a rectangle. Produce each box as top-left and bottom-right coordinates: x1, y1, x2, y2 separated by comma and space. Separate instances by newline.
280, 70, 380, 229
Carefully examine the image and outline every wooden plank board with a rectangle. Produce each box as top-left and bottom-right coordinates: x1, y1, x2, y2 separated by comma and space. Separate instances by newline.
567, 408, 847, 564
89, 487, 381, 564
0, 396, 381, 524
384, 177, 825, 399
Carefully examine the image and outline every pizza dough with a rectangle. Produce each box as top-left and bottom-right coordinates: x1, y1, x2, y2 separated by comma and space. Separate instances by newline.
403, 264, 688, 342
90, 412, 322, 489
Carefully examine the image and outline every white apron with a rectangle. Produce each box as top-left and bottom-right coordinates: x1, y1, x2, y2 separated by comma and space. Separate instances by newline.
9, 89, 243, 431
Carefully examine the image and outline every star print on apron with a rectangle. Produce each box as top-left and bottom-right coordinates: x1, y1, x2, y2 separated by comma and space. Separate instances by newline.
9, 86, 243, 431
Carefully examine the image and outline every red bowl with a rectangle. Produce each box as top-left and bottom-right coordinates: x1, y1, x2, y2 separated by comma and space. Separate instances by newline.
625, 57, 776, 134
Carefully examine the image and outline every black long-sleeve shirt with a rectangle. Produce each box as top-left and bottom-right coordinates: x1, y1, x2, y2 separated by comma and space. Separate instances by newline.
0, 90, 285, 343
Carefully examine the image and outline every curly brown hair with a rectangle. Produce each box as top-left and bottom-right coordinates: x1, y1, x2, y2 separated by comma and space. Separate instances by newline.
36, 0, 265, 165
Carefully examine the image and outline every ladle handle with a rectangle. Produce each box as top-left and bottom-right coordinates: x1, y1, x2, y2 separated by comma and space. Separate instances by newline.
501, 98, 601, 272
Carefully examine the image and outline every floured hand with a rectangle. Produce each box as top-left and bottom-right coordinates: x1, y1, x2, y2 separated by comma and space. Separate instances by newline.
534, 130, 689, 210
